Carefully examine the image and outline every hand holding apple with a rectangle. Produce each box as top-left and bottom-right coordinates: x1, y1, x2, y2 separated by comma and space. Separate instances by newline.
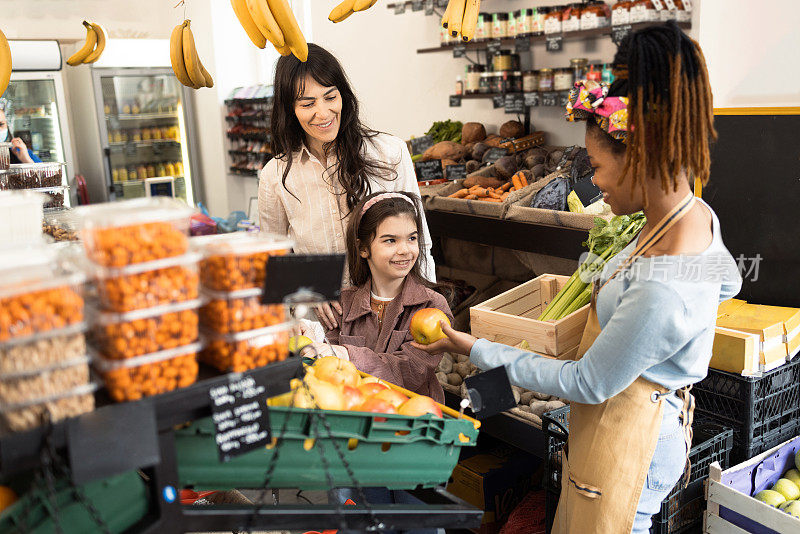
411, 317, 478, 356
410, 308, 451, 345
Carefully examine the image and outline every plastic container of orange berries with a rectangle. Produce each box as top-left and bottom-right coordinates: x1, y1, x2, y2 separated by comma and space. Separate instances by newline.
199, 287, 287, 335
75, 197, 195, 268
190, 232, 293, 292
199, 321, 293, 373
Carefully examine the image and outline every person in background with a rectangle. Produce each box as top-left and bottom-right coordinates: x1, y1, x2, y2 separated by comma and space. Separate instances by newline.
258, 43, 435, 332
415, 23, 742, 534
0, 102, 41, 164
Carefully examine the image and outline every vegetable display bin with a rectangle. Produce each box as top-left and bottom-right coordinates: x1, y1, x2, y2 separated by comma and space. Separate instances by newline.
693, 357, 800, 464
470, 274, 588, 358
0, 470, 148, 534
542, 406, 734, 534
175, 407, 479, 491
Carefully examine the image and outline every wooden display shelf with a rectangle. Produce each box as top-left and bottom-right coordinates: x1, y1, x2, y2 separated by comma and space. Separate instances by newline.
417, 21, 691, 54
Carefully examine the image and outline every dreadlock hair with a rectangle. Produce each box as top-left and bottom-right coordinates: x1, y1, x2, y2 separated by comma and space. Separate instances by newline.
610, 21, 716, 207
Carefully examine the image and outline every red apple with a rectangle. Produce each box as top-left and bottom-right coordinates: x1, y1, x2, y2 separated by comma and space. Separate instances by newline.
374, 388, 409, 409
341, 385, 365, 411
398, 395, 443, 418
312, 356, 360, 388
357, 397, 397, 415
410, 308, 450, 345
358, 382, 389, 397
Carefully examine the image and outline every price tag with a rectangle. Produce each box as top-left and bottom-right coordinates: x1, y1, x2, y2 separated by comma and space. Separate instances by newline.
449, 95, 462, 107
410, 134, 434, 155
424, 0, 435, 15
683, 0, 693, 9
542, 92, 559, 107
492, 94, 505, 109
514, 36, 530, 53
546, 35, 563, 52
524, 92, 541, 107
483, 147, 509, 165
612, 24, 632, 45
651, 0, 665, 9
445, 164, 467, 181
414, 159, 445, 182
412, 0, 424, 11
210, 374, 271, 463
504, 93, 525, 114
394, 2, 406, 15
453, 43, 466, 58
487, 39, 502, 55
464, 366, 516, 419
663, 0, 677, 9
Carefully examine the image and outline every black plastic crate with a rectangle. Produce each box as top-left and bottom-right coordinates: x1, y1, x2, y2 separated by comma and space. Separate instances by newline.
692, 358, 800, 464
541, 406, 733, 534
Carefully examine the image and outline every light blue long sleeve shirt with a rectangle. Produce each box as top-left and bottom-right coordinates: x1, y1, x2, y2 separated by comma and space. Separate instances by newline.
470, 200, 743, 418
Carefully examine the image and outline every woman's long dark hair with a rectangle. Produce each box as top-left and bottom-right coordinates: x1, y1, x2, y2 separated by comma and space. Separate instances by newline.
271, 44, 397, 212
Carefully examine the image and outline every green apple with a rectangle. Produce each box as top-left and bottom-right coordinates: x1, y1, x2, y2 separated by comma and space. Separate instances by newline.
780, 500, 800, 519
755, 489, 787, 507
786, 469, 800, 487
774, 479, 800, 501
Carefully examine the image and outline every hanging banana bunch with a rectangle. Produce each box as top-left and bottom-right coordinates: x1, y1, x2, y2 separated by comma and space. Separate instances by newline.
66, 20, 107, 66
442, 0, 480, 42
328, 0, 379, 23
232, 0, 308, 62
170, 20, 214, 89
0, 27, 10, 98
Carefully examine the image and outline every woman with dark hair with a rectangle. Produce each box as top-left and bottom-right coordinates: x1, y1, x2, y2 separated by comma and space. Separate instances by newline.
416, 23, 742, 533
258, 43, 435, 330
0, 103, 41, 164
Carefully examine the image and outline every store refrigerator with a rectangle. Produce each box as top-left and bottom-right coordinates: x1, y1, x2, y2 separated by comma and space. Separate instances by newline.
90, 67, 202, 204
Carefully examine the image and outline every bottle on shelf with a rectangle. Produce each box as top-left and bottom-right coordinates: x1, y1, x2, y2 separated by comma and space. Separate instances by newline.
165, 161, 176, 176
142, 128, 151, 141
152, 127, 162, 140
146, 164, 156, 178
118, 167, 128, 182
156, 162, 166, 178
455, 76, 464, 96
174, 161, 184, 175
137, 164, 148, 181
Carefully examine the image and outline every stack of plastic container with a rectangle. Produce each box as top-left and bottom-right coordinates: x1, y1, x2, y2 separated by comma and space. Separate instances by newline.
0, 245, 94, 433
192, 232, 294, 373
0, 162, 70, 210
76, 198, 201, 402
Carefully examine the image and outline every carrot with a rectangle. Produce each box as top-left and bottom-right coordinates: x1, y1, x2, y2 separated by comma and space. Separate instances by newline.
468, 185, 483, 194
488, 190, 503, 199
471, 187, 488, 197
464, 194, 478, 200
448, 189, 470, 198
510, 186, 517, 192
500, 182, 512, 192
511, 174, 523, 190
501, 192, 510, 201
518, 173, 529, 187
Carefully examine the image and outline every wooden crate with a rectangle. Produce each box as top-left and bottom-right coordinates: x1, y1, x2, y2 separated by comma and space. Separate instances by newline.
705, 435, 800, 533
469, 274, 589, 357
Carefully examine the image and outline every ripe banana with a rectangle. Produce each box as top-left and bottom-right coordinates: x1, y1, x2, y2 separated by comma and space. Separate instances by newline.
0, 28, 11, 98
231, 0, 266, 48
170, 21, 197, 88
267, 0, 308, 62
329, 0, 355, 22
273, 42, 292, 56
448, 0, 466, 38
83, 22, 106, 63
245, 0, 285, 48
200, 64, 214, 88
182, 21, 207, 88
353, 0, 374, 11
66, 21, 98, 66
441, 0, 452, 29
460, 0, 479, 42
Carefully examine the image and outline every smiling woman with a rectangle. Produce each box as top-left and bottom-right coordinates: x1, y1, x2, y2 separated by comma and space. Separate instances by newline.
258, 43, 435, 330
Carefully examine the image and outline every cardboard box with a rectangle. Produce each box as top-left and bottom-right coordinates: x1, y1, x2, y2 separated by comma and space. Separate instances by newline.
446, 445, 542, 532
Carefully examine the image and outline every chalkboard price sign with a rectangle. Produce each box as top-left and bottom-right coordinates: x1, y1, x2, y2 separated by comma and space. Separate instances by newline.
414, 159, 444, 182
546, 35, 563, 52
524, 91, 541, 107
505, 93, 525, 114
394, 2, 406, 15
487, 39, 502, 55
410, 134, 434, 155
542, 91, 559, 107
424, 0, 435, 15
483, 147, 509, 165
445, 164, 467, 181
449, 95, 462, 107
559, 90, 571, 108
411, 0, 424, 11
611, 24, 632, 45
210, 374, 270, 463
452, 44, 466, 58
492, 94, 505, 109
514, 36, 531, 53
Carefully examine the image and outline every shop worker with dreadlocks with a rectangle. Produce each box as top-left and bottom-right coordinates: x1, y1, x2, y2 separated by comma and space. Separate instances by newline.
415, 23, 742, 533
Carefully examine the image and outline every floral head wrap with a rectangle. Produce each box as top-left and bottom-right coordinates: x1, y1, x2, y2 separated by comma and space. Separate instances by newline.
565, 80, 629, 143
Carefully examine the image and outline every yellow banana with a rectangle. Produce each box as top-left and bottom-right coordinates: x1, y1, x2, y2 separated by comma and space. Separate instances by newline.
329, 0, 355, 22
200, 64, 214, 88
170, 21, 197, 88
460, 0, 479, 42
353, 0, 373, 11
267, 0, 308, 62
231, 0, 266, 48
273, 42, 292, 56
66, 21, 98, 66
82, 22, 106, 63
441, 0, 452, 29
448, 0, 466, 38
182, 21, 206, 89
0, 28, 10, 98
245, 0, 285, 48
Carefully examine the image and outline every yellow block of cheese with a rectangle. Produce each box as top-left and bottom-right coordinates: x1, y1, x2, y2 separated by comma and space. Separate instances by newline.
716, 304, 789, 370
710, 327, 759, 375
717, 298, 748, 318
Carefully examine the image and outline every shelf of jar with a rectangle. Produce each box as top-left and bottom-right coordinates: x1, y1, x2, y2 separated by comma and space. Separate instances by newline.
107, 112, 180, 121
452, 90, 572, 107
229, 167, 261, 177
228, 149, 272, 156
225, 115, 270, 123
108, 139, 181, 148
417, 21, 691, 54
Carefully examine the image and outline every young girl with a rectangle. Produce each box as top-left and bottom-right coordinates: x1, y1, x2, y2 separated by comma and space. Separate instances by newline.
319, 191, 452, 402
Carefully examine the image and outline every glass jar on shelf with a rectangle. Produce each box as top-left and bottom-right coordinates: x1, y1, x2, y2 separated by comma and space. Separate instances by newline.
581, 1, 611, 30
562, 3, 582, 33
554, 68, 574, 91
493, 50, 513, 71
570, 58, 589, 82
630, 0, 659, 23
492, 13, 509, 39
507, 11, 517, 38
466, 65, 485, 94
538, 68, 555, 92
475, 12, 490, 41
522, 71, 540, 93
479, 72, 492, 94
509, 71, 523, 93
585, 64, 603, 82
612, 0, 633, 26
544, 6, 563, 34
516, 9, 532, 37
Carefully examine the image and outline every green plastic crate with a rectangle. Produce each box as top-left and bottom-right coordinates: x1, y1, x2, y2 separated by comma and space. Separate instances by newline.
176, 407, 479, 490
0, 470, 148, 534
